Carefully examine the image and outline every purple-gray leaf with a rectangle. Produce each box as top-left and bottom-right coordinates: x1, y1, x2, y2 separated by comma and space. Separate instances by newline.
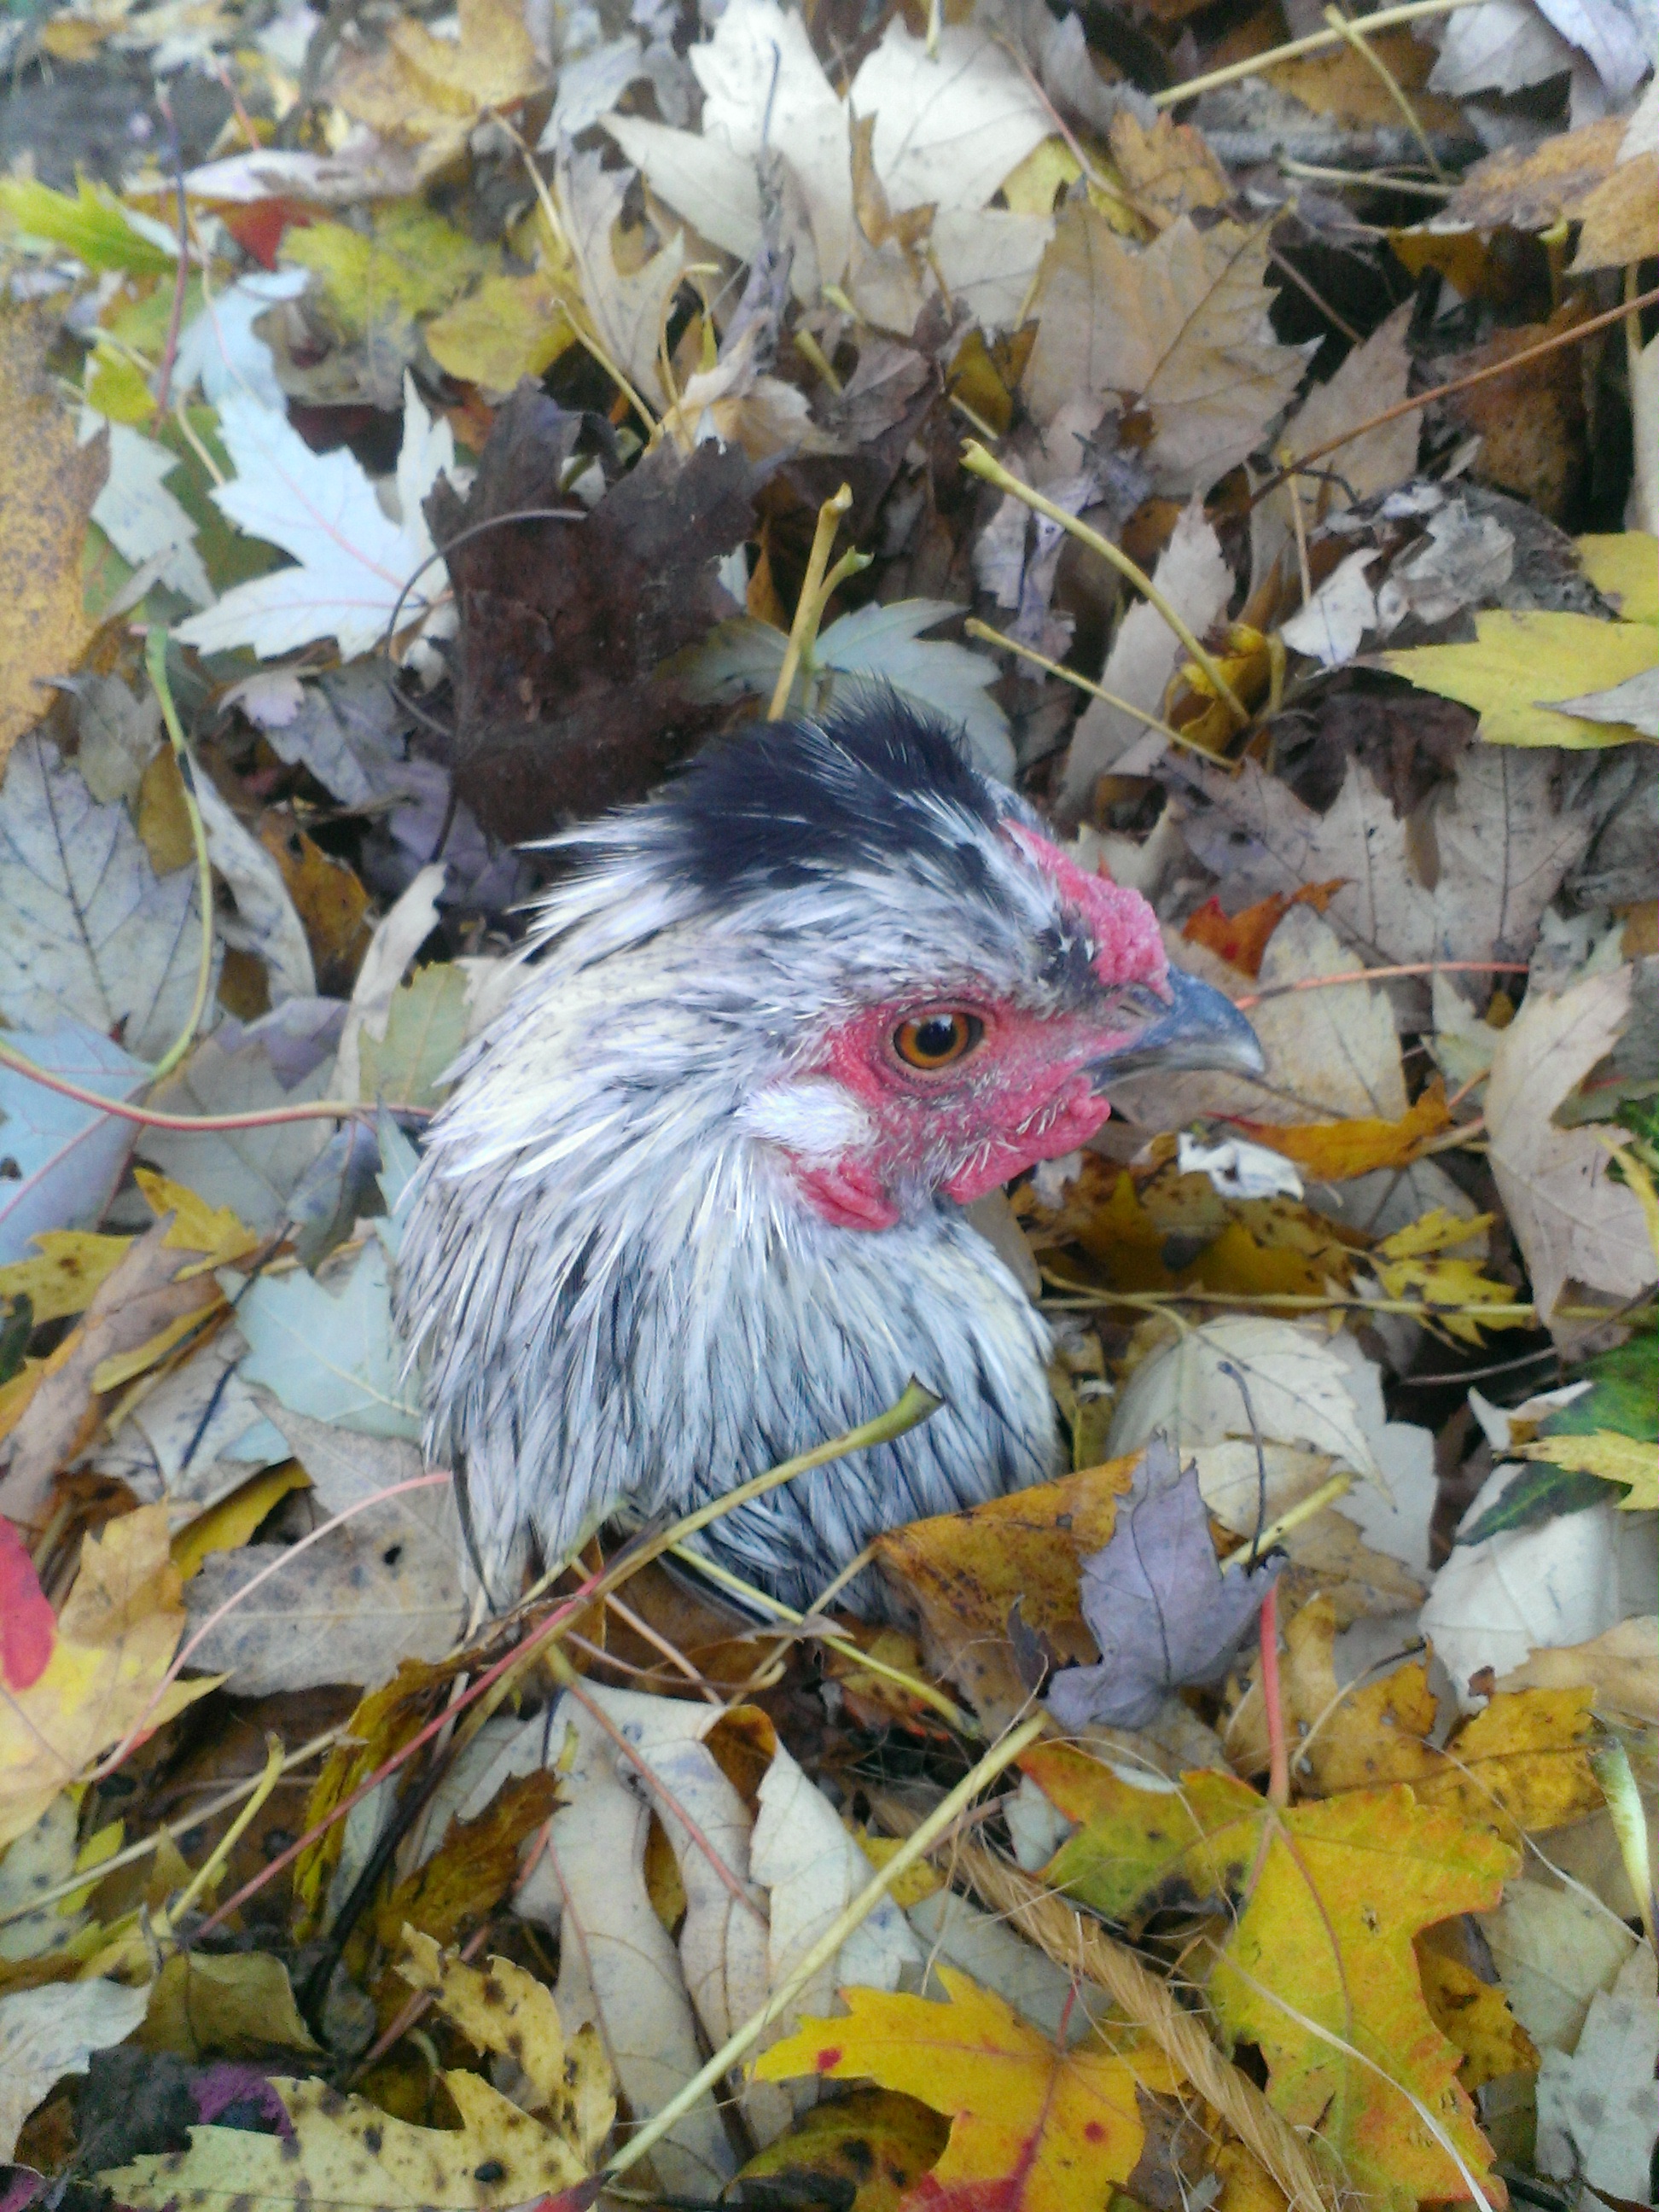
1045, 1435, 1280, 1731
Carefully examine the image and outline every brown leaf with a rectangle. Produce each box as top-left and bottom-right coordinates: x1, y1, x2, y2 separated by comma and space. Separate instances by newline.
1, 1220, 219, 1528
873, 1457, 1136, 1733
427, 383, 757, 843
0, 307, 108, 769
1022, 210, 1308, 494
1435, 117, 1625, 234
1440, 299, 1592, 523
1106, 112, 1231, 230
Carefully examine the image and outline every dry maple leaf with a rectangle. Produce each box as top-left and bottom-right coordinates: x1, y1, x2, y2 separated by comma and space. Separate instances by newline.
0, 1503, 218, 1850
755, 1966, 1160, 2212
1022, 209, 1309, 494
1022, 1744, 1516, 2207
327, 0, 547, 181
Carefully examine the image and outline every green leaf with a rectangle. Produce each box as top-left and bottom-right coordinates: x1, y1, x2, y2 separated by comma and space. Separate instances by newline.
282, 206, 497, 343
1458, 1329, 1657, 1543
359, 964, 469, 1111
0, 177, 174, 276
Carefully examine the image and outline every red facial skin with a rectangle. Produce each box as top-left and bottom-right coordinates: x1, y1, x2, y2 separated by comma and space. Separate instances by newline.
784, 837, 1169, 1231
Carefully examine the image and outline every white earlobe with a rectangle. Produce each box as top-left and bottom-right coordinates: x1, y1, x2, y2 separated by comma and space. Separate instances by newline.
737, 1079, 873, 1162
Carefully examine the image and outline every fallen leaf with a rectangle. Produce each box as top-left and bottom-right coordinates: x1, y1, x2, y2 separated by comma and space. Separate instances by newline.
1023, 210, 1309, 494
1384, 609, 1658, 749
428, 385, 754, 843
0, 1024, 146, 1268
1171, 746, 1592, 981
1056, 497, 1232, 810
1482, 1871, 1639, 2052
557, 148, 687, 416
137, 1950, 320, 2062
1487, 963, 1659, 1324
135, 1002, 341, 1234
1045, 1438, 1280, 1730
0, 1230, 132, 1324
0, 736, 214, 1066
1417, 1937, 1539, 2090
326, 0, 547, 182
0, 1220, 223, 1527
193, 774, 315, 1005
1368, 1207, 1528, 1346
0, 1504, 218, 1851
873, 1458, 1137, 1734
0, 308, 109, 766
1180, 880, 1344, 978
358, 965, 469, 1111
757, 1968, 1156, 2212
231, 1236, 422, 1441
100, 2067, 590, 2209
397, 1926, 614, 2150
182, 1400, 461, 1691
175, 380, 453, 661
1231, 1080, 1455, 1182
425, 269, 576, 397
1535, 1942, 1658, 2197
682, 601, 1012, 783
1023, 1747, 1515, 2206
85, 423, 212, 609
0, 1976, 152, 2160
1492, 1614, 1656, 1724
1516, 1428, 1656, 1508
733, 2087, 950, 2212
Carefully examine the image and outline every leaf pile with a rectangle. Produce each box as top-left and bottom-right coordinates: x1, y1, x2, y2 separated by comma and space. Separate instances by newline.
0, 0, 1655, 2209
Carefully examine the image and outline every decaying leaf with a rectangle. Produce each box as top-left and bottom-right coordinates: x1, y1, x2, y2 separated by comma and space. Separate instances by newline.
1, 1977, 152, 2160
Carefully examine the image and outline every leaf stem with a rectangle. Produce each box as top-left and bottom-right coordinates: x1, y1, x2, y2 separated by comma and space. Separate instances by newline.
960, 443, 1251, 727
143, 626, 216, 1083
963, 617, 1214, 758
1150, 0, 1487, 108
1260, 1582, 1290, 1808
770, 482, 857, 719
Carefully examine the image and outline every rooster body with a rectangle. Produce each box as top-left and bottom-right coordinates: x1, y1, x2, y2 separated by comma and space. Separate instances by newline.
396, 707, 1258, 1608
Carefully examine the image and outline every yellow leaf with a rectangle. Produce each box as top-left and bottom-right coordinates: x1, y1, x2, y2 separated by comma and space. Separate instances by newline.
1383, 608, 1659, 748
327, 0, 547, 180
132, 1168, 260, 1272
90, 1305, 219, 1394
425, 271, 577, 397
84, 342, 155, 427
396, 1927, 614, 2157
998, 137, 1081, 218
0, 1233, 133, 1324
1234, 1080, 1454, 1181
1373, 1208, 1496, 1262
757, 1968, 1155, 2212
0, 306, 109, 770
137, 1949, 321, 2062
0, 1506, 219, 1853
1415, 1942, 1538, 2090
0, 178, 173, 277
1576, 531, 1659, 625
1369, 1251, 1530, 1345
735, 2087, 951, 2212
1025, 1745, 1515, 2207
1517, 1428, 1657, 1509
100, 2068, 591, 2209
870, 1458, 1136, 1736
169, 1461, 311, 1580
282, 205, 497, 342
853, 1828, 946, 1907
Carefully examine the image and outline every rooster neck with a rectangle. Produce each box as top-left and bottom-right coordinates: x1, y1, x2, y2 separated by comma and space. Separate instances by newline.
399, 1076, 1062, 1610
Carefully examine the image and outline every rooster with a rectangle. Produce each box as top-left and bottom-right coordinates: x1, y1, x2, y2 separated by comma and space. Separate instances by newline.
396, 705, 1261, 1609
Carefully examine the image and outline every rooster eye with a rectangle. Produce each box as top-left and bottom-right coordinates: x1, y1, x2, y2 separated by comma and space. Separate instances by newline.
893, 1010, 983, 1070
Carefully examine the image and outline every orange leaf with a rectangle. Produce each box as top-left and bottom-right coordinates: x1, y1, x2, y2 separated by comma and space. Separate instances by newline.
1181, 880, 1344, 978
755, 1969, 1155, 2212
1228, 1080, 1454, 1180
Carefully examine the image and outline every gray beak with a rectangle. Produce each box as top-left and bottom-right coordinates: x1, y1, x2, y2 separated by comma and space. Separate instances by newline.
1091, 968, 1266, 1083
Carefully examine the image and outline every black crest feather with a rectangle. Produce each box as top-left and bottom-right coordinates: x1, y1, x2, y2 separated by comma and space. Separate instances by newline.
661, 697, 1005, 908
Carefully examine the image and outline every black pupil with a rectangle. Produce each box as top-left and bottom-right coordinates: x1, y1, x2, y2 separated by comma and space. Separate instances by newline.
914, 1016, 961, 1060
